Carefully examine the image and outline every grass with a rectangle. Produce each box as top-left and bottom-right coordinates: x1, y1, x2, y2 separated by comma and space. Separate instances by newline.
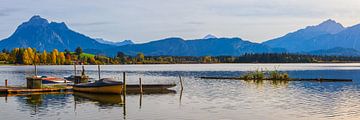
70, 52, 95, 58
241, 69, 290, 80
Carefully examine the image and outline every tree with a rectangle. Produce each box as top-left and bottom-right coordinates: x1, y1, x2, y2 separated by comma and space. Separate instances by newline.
117, 52, 125, 58
136, 52, 145, 62
22, 49, 31, 65
65, 54, 72, 65
41, 50, 47, 64
75, 47, 83, 55
51, 49, 58, 64
59, 52, 66, 65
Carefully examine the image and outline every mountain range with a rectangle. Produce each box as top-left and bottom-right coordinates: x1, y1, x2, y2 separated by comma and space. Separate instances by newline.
1, 15, 360, 56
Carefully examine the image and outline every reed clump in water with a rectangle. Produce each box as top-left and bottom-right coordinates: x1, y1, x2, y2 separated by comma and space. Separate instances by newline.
241, 69, 290, 80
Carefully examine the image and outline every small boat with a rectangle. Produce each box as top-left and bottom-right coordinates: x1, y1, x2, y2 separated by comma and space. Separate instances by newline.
73, 78, 123, 94
64, 75, 93, 81
37, 76, 71, 84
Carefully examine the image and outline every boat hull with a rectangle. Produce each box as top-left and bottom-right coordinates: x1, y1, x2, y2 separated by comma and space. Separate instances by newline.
73, 85, 123, 94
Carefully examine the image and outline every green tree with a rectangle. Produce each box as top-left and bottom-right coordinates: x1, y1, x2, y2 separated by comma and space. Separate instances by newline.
75, 47, 83, 55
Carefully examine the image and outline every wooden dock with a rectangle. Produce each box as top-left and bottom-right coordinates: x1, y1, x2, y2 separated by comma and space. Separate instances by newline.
0, 86, 73, 94
0, 84, 176, 94
200, 77, 353, 82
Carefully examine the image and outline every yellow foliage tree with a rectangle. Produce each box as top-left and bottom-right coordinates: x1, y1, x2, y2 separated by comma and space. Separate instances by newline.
51, 49, 58, 64
59, 52, 66, 65
41, 50, 47, 64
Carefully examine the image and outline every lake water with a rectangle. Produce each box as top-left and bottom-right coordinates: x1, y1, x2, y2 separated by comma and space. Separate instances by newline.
1, 64, 360, 120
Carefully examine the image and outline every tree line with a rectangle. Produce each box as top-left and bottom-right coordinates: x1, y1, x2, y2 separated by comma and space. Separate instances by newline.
1, 48, 360, 65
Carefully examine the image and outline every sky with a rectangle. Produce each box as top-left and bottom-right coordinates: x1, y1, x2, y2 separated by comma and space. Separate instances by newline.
1, 0, 360, 43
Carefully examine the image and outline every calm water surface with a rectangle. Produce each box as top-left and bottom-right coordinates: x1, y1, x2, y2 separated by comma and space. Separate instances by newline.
1, 64, 360, 120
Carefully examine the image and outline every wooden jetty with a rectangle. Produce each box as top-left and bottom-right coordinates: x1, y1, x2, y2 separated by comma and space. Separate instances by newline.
200, 77, 353, 82
126, 84, 177, 94
0, 84, 176, 94
0, 86, 73, 94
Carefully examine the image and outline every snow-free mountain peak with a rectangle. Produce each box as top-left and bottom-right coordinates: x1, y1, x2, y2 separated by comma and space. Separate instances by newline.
203, 34, 217, 39
308, 19, 345, 34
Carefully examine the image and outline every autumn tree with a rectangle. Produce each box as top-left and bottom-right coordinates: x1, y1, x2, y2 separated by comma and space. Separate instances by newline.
58, 52, 66, 65
51, 49, 58, 64
41, 50, 47, 64
136, 52, 145, 62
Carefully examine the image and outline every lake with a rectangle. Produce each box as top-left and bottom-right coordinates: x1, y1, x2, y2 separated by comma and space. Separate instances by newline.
1, 64, 360, 120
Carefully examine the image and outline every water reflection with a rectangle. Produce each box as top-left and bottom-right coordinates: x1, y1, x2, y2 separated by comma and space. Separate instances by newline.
73, 92, 124, 107
1, 65, 360, 120
14, 93, 72, 116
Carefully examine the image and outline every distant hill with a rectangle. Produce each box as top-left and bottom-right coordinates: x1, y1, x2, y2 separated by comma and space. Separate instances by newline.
307, 47, 360, 56
95, 38, 134, 46
0, 15, 113, 51
104, 37, 286, 56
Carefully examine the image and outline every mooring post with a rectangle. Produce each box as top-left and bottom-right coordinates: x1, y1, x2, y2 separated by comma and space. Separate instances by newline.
123, 72, 126, 95
34, 64, 37, 77
5, 79, 8, 88
122, 72, 127, 117
74, 64, 77, 76
179, 75, 184, 91
139, 78, 143, 94
98, 65, 101, 80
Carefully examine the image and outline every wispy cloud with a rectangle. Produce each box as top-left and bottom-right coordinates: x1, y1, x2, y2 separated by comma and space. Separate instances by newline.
69, 21, 114, 26
0, 8, 23, 17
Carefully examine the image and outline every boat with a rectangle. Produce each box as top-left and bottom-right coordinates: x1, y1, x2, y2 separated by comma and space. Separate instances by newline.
73, 78, 123, 94
37, 76, 71, 84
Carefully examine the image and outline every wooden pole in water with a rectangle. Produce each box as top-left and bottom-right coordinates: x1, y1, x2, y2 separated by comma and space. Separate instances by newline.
139, 78, 143, 94
34, 64, 37, 77
122, 72, 126, 117
98, 65, 101, 80
179, 75, 184, 91
123, 72, 126, 95
74, 64, 77, 76
5, 79, 8, 88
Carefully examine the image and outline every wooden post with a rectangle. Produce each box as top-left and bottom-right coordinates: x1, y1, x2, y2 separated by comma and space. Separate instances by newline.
5, 79, 8, 88
82, 65, 85, 76
34, 64, 37, 77
139, 78, 143, 94
98, 65, 101, 80
74, 64, 77, 76
122, 72, 126, 117
123, 72, 126, 95
179, 75, 184, 91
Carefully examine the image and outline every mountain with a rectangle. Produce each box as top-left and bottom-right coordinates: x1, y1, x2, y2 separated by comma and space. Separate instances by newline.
308, 47, 360, 56
203, 34, 217, 39
103, 37, 286, 56
308, 24, 360, 51
263, 19, 345, 52
95, 38, 134, 46
0, 15, 112, 51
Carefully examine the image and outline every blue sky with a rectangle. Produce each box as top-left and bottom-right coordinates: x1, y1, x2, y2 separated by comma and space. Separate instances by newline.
1, 0, 360, 43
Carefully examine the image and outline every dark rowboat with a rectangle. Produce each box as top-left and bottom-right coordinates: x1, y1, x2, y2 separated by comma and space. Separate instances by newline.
73, 78, 123, 94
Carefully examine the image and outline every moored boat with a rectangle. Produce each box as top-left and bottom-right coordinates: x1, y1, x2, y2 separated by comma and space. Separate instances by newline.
37, 76, 71, 84
73, 78, 123, 94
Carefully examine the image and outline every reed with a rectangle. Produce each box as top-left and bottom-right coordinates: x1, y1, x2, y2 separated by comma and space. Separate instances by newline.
240, 69, 289, 80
